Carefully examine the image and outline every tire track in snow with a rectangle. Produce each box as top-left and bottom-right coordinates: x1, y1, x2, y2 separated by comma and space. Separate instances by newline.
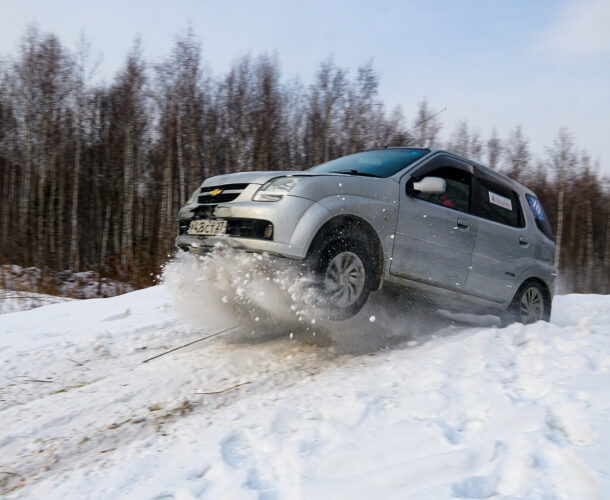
0, 326, 345, 496
2, 282, 609, 498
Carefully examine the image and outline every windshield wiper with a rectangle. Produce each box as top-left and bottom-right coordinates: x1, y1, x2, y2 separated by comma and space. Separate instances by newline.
334, 169, 380, 178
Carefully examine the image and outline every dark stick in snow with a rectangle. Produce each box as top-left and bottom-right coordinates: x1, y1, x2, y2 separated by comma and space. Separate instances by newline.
141, 325, 239, 364
9, 376, 54, 384
195, 381, 251, 395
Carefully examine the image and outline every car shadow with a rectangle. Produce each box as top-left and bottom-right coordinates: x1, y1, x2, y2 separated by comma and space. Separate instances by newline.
225, 288, 502, 356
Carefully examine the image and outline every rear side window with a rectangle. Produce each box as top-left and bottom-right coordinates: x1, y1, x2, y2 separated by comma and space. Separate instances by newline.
473, 180, 524, 228
526, 194, 554, 240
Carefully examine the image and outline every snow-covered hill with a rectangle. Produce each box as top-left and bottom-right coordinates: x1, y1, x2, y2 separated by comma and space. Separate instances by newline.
0, 289, 73, 315
1, 259, 609, 498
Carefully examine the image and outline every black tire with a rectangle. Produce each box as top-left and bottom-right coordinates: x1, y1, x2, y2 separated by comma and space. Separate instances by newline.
501, 279, 551, 327
308, 236, 373, 320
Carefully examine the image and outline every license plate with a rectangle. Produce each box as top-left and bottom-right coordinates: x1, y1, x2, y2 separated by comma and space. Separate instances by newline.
187, 219, 227, 236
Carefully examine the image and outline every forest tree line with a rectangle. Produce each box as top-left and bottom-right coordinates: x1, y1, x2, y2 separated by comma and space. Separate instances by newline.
0, 27, 608, 294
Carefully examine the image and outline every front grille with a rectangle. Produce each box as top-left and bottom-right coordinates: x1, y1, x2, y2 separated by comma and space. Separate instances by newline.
197, 184, 249, 204
192, 205, 217, 218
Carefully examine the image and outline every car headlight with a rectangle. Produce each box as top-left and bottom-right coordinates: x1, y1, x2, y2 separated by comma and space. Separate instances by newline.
186, 187, 200, 205
253, 176, 305, 202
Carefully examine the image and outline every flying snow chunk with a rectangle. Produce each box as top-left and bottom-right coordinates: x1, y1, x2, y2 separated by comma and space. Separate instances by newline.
369, 315, 376, 322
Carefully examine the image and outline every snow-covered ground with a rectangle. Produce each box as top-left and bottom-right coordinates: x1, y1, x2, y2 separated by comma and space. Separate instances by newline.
1, 254, 609, 499
0, 289, 73, 315
0, 265, 133, 313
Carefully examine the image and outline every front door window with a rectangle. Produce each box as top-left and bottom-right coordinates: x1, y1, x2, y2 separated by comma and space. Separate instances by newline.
411, 166, 471, 213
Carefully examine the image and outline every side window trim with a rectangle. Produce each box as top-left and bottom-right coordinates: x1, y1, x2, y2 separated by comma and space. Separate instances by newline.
406, 154, 474, 182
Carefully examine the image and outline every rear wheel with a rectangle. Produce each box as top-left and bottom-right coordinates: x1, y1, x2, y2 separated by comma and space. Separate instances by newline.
309, 237, 372, 320
501, 280, 550, 326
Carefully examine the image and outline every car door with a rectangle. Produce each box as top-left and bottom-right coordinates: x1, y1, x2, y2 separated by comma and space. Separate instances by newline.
465, 170, 533, 302
390, 155, 478, 290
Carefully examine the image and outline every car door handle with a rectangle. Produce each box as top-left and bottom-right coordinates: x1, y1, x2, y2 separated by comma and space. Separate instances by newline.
519, 236, 529, 247
456, 218, 470, 230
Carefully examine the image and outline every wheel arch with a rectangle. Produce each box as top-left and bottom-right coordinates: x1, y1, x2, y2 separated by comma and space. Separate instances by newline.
513, 276, 553, 314
306, 215, 384, 291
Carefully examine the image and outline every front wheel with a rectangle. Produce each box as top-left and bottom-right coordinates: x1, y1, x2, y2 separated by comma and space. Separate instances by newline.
309, 238, 372, 320
501, 280, 551, 327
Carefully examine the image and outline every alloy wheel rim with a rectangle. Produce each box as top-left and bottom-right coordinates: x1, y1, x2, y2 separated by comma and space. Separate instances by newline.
519, 286, 544, 324
324, 251, 366, 308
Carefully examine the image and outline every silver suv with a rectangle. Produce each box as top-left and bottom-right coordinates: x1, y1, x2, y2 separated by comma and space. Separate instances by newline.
176, 148, 556, 324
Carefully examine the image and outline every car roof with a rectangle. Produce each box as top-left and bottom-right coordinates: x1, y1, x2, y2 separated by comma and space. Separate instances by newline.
376, 147, 533, 196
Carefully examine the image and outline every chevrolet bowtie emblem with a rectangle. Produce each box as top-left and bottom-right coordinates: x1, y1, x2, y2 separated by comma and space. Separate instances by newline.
209, 189, 223, 196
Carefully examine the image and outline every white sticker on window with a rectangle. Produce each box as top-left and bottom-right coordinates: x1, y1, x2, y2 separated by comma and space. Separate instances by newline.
489, 191, 512, 211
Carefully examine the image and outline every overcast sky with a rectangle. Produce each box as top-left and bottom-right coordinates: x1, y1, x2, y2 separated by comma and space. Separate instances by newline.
2, 0, 609, 173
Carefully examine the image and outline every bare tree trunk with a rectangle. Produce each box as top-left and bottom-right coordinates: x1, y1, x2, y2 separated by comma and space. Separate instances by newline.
57, 147, 65, 270
121, 123, 134, 270
224, 141, 230, 175
323, 107, 330, 162
69, 118, 81, 271
554, 177, 564, 269
189, 114, 199, 190
112, 204, 120, 261
21, 125, 33, 262
604, 216, 610, 293
101, 203, 111, 271
49, 155, 57, 268
0, 161, 10, 246
585, 200, 594, 291
36, 119, 48, 268
176, 100, 186, 206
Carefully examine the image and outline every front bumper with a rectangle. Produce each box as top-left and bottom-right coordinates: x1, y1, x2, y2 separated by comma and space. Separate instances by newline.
175, 195, 324, 260
175, 233, 306, 259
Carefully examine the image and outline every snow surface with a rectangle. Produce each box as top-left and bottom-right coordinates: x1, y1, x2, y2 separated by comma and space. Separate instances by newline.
0, 289, 73, 315
1, 253, 609, 499
0, 265, 133, 309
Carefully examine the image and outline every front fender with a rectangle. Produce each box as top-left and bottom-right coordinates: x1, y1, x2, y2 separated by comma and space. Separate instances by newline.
288, 194, 398, 278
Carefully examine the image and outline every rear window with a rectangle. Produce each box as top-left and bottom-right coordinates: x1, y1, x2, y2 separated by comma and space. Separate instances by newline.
526, 194, 554, 240
474, 180, 524, 228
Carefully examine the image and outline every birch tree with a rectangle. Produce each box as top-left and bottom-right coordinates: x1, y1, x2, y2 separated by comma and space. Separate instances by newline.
547, 127, 576, 270
0, 27, 608, 295
447, 121, 482, 160
306, 58, 347, 165
412, 99, 442, 147
486, 128, 502, 171
69, 34, 98, 271
504, 126, 530, 181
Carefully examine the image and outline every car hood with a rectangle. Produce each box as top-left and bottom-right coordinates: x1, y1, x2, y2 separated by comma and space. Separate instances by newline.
199, 170, 399, 204
201, 171, 322, 187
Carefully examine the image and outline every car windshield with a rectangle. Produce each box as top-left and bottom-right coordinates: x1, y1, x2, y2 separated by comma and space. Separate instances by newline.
308, 148, 430, 178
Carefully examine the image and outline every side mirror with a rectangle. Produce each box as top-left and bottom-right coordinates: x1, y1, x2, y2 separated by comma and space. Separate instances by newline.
412, 176, 446, 194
